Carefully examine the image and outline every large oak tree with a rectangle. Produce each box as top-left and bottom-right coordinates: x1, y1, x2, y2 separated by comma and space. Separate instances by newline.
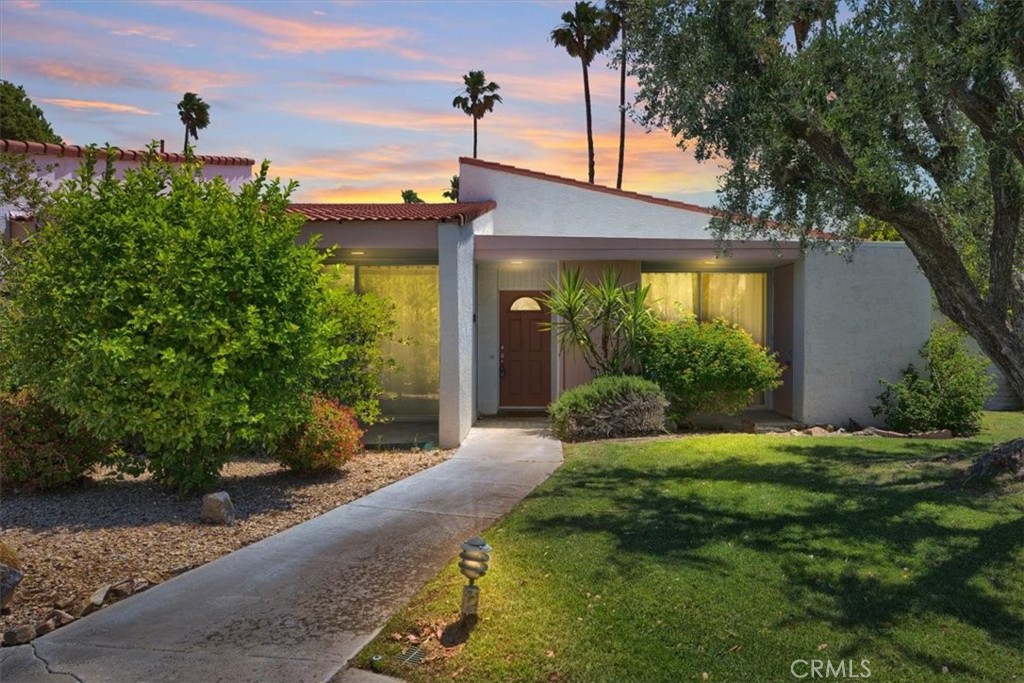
629, 0, 1024, 402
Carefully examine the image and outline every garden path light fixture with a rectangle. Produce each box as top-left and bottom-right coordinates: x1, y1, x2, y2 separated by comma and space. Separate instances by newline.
458, 536, 491, 617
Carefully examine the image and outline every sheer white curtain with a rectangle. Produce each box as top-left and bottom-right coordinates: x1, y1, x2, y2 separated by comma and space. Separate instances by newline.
357, 265, 440, 417
643, 272, 699, 321
701, 273, 767, 344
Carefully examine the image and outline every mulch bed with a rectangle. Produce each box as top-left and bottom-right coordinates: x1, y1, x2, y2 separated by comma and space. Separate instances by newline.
0, 448, 452, 635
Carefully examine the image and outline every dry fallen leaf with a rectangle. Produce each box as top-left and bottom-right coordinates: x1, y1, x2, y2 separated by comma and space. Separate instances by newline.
817, 643, 828, 651
546, 650, 556, 658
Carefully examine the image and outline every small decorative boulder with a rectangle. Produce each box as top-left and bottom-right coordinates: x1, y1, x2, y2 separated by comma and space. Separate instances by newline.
3, 624, 35, 646
77, 584, 111, 618
201, 492, 235, 525
0, 564, 23, 609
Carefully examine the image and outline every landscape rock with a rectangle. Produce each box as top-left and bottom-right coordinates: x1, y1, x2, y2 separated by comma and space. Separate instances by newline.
47, 609, 75, 627
0, 564, 23, 609
201, 492, 235, 525
131, 577, 153, 593
858, 426, 906, 438
3, 624, 35, 646
803, 426, 833, 437
77, 584, 111, 617
109, 580, 134, 600
35, 618, 57, 637
909, 429, 953, 439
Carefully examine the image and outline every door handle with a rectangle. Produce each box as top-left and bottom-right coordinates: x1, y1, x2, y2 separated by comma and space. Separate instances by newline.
499, 363, 506, 379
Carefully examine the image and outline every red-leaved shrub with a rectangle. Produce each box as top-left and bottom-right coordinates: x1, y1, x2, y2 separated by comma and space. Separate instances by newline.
0, 391, 108, 490
275, 396, 363, 472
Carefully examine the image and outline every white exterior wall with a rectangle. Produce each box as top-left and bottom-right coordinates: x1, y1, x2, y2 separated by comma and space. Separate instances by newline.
792, 243, 932, 426
460, 162, 715, 239
438, 220, 476, 447
2, 151, 252, 237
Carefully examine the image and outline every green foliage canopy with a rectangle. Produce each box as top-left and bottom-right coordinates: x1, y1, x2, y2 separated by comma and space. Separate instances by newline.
629, 0, 1024, 402
0, 81, 61, 143
0, 149, 334, 492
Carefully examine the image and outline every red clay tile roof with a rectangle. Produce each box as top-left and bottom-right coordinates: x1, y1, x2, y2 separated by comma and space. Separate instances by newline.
288, 201, 497, 224
0, 139, 254, 167
460, 157, 717, 216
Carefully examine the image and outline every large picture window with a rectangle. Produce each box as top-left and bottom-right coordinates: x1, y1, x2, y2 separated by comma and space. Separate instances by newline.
355, 265, 440, 417
642, 271, 767, 344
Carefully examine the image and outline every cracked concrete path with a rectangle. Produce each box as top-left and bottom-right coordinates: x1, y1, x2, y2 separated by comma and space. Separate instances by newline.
0, 419, 561, 683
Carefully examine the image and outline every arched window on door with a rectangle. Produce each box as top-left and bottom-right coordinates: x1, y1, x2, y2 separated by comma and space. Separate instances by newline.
509, 296, 542, 311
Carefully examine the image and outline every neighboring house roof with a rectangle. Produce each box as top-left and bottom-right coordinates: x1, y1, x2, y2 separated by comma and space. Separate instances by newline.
0, 139, 254, 167
289, 201, 497, 224
460, 157, 717, 217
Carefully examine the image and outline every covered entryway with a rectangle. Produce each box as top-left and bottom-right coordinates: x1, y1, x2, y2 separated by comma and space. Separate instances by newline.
499, 290, 551, 407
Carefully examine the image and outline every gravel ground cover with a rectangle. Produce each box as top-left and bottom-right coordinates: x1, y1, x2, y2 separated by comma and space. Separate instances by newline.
0, 448, 451, 634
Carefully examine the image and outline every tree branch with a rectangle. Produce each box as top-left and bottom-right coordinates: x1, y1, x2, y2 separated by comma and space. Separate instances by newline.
951, 81, 1024, 169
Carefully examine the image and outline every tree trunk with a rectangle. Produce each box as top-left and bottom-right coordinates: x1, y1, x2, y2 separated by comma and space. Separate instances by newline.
582, 61, 595, 184
473, 116, 478, 159
616, 24, 627, 190
883, 208, 1024, 404
183, 126, 189, 154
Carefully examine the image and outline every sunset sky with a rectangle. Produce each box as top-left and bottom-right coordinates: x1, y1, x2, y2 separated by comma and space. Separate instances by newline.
1, 0, 722, 205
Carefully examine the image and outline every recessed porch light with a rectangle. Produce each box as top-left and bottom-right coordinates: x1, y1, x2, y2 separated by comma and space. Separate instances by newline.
351, 251, 365, 255
510, 260, 523, 264
703, 260, 716, 265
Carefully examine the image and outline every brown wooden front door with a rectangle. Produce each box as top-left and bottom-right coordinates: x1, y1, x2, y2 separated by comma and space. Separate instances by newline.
499, 291, 551, 407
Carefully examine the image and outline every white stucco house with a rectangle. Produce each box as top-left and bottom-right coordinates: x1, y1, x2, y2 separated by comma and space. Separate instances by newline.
289, 157, 956, 448
0, 138, 253, 240
4, 141, 1011, 447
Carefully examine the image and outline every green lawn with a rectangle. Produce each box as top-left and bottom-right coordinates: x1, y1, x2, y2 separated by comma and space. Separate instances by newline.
355, 412, 1024, 682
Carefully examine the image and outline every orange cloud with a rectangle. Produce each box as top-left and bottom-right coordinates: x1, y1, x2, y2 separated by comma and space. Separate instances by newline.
275, 146, 459, 204
176, 2, 420, 56
6, 58, 251, 93
41, 98, 157, 115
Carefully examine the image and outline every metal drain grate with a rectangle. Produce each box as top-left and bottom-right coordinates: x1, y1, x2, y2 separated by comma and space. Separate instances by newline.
394, 645, 426, 666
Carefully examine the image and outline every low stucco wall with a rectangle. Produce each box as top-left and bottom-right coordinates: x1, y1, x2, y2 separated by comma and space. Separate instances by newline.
792, 243, 932, 426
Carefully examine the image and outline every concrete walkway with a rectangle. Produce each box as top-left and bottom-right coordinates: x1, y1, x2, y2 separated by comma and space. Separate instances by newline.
0, 418, 562, 683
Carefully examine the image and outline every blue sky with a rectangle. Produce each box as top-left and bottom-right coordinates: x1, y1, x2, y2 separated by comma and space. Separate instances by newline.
1, 0, 720, 204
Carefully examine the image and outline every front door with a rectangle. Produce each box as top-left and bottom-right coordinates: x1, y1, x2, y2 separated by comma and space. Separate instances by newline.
499, 291, 551, 407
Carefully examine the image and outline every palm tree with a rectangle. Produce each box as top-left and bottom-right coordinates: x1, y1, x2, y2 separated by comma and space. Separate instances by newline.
606, 0, 627, 189
442, 175, 460, 202
551, 2, 619, 184
452, 71, 502, 159
401, 189, 425, 204
177, 92, 210, 153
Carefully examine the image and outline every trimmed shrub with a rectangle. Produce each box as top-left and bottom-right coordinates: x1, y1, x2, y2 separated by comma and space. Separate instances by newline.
640, 318, 783, 419
549, 375, 667, 441
0, 391, 108, 490
872, 322, 994, 436
317, 266, 397, 426
0, 149, 335, 493
275, 396, 364, 472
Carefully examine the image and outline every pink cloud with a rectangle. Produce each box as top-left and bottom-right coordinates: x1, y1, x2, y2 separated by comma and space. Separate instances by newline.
7, 58, 251, 93
176, 2, 421, 56
41, 98, 157, 116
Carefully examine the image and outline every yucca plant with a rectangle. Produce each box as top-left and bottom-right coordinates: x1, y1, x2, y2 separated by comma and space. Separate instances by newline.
541, 268, 654, 376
